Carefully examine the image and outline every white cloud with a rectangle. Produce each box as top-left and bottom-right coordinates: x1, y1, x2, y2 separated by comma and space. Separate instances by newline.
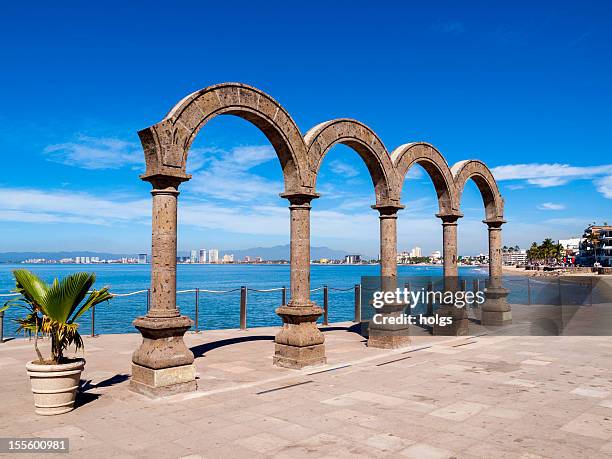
491, 162, 612, 197
537, 202, 565, 210
187, 145, 283, 202
328, 160, 359, 178
44, 136, 143, 170
492, 163, 612, 181
596, 175, 612, 199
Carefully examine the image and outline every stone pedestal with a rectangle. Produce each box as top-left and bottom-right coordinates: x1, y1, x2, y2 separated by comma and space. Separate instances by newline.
131, 315, 197, 397
367, 301, 411, 349
481, 286, 512, 326
432, 306, 469, 336
274, 304, 326, 369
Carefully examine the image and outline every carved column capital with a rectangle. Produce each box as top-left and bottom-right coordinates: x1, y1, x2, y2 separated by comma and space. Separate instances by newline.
437, 212, 463, 225
484, 218, 506, 230
141, 172, 191, 191
371, 203, 405, 219
280, 191, 320, 208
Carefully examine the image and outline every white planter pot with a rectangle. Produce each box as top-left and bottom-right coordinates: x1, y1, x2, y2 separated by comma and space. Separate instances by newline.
26, 358, 85, 416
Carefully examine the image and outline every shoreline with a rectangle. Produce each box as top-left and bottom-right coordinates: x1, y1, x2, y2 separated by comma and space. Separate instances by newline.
503, 265, 611, 277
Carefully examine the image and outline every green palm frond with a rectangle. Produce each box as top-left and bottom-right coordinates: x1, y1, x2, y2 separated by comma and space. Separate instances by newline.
5, 269, 111, 363
12, 269, 48, 309
71, 286, 112, 322
40, 272, 95, 323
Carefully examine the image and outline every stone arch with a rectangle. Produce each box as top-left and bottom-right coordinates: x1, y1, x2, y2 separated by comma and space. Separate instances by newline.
303, 119, 398, 205
451, 160, 504, 221
391, 142, 457, 214
137, 82, 309, 193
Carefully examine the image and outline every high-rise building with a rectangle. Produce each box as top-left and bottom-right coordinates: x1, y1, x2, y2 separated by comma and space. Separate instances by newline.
344, 254, 361, 264
138, 254, 147, 264
198, 249, 207, 263
409, 247, 422, 258
222, 253, 234, 263
208, 249, 219, 263
190, 250, 198, 263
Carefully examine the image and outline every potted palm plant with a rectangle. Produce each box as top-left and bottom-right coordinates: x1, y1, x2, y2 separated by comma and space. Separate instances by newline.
1, 269, 111, 415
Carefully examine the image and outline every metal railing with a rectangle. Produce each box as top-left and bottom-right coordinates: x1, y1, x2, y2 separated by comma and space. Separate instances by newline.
0, 284, 362, 340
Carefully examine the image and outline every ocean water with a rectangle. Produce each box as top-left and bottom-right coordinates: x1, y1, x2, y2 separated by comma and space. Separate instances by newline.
0, 263, 530, 337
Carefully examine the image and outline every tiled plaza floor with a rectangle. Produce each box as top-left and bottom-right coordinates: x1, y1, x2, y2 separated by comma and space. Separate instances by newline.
1, 321, 612, 458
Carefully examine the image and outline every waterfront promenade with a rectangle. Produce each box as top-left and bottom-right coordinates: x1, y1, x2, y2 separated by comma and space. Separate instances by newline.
2, 322, 612, 458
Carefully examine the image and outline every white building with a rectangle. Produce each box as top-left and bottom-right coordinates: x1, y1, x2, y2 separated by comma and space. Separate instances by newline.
409, 247, 422, 258
190, 250, 198, 264
198, 249, 207, 263
502, 249, 527, 265
222, 254, 234, 263
430, 250, 441, 260
559, 238, 581, 254
345, 254, 361, 264
209, 249, 219, 263
138, 254, 147, 264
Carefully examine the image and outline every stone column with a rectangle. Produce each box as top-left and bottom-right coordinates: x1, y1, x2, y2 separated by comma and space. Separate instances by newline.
131, 175, 197, 397
368, 205, 410, 349
274, 192, 326, 369
434, 213, 468, 336
481, 219, 512, 325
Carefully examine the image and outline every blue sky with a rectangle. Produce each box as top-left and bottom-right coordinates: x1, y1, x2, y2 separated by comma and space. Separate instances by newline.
1, 1, 611, 257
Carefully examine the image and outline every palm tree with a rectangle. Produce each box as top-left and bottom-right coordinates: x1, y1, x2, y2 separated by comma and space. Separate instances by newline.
2, 270, 112, 364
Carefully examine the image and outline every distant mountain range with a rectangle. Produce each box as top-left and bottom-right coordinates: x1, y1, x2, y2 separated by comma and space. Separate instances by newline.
0, 245, 357, 263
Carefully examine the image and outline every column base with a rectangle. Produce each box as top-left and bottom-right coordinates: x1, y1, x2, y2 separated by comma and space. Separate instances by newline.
432, 308, 470, 336
367, 301, 410, 349
481, 286, 512, 326
481, 310, 512, 326
367, 334, 411, 349
274, 303, 326, 369
273, 343, 326, 369
130, 363, 197, 398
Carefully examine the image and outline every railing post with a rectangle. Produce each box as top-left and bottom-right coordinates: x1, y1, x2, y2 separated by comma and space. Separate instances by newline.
558, 277, 562, 306
472, 279, 479, 293
91, 305, 96, 338
240, 286, 247, 330
590, 277, 594, 307
354, 284, 361, 323
323, 285, 329, 325
461, 279, 467, 292
0, 310, 4, 343
282, 286, 287, 305
146, 288, 150, 312
195, 288, 199, 333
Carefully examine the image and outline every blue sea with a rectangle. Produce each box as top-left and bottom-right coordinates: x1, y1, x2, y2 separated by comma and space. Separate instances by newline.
0, 264, 536, 337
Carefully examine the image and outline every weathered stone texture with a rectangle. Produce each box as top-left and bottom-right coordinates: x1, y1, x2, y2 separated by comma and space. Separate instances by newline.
133, 82, 508, 394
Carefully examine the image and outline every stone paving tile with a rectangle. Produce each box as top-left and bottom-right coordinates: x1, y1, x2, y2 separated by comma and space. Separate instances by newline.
570, 387, 610, 398
3, 324, 612, 457
429, 401, 489, 421
560, 413, 612, 440
400, 442, 455, 458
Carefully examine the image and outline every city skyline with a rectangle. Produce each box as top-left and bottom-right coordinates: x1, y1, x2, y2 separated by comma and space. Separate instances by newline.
0, 2, 609, 255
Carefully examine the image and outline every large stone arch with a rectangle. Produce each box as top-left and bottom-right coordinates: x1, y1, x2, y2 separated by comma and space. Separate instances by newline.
137, 82, 309, 193
303, 119, 398, 205
451, 160, 504, 221
391, 142, 457, 214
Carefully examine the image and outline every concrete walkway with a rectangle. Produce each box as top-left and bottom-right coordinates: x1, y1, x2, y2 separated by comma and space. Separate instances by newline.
1, 323, 612, 458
